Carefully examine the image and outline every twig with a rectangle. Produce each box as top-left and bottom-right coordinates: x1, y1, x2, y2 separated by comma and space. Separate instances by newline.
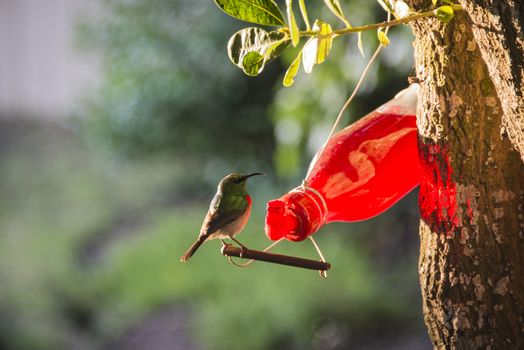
221, 245, 331, 271
298, 4, 463, 37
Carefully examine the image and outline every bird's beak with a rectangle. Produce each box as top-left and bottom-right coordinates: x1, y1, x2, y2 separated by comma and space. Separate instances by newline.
243, 172, 264, 181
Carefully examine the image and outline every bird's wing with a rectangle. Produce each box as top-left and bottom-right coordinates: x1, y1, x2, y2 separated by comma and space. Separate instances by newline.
199, 193, 248, 238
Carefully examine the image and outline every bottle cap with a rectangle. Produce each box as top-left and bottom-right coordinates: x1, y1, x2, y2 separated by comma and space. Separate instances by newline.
265, 187, 327, 241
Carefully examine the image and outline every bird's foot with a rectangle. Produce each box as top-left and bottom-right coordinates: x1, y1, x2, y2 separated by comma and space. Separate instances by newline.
231, 237, 248, 259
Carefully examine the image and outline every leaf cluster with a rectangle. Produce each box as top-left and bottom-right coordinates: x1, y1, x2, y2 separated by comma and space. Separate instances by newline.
214, 0, 458, 86
214, 0, 410, 86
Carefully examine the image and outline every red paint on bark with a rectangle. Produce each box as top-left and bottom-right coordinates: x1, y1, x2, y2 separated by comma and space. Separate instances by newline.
419, 143, 459, 234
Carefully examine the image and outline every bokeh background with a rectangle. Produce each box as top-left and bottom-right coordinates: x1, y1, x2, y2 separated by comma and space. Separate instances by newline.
0, 0, 431, 349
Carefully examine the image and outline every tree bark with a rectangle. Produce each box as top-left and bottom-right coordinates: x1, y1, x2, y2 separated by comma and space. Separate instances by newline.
406, 1, 524, 348
458, 0, 524, 163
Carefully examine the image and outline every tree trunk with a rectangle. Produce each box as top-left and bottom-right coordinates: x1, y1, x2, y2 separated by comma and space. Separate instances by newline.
406, 1, 524, 348
457, 0, 524, 163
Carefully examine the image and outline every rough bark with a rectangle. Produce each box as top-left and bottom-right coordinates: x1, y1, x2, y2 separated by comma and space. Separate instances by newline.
406, 1, 524, 348
458, 0, 524, 162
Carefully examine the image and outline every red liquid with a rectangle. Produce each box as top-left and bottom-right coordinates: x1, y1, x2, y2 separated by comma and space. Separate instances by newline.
265, 93, 421, 242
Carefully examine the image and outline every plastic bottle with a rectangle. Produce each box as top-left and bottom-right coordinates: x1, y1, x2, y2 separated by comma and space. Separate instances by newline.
265, 84, 421, 242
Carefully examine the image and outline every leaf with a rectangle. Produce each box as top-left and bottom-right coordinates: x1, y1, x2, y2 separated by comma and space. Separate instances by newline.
377, 0, 395, 14
265, 39, 290, 62
434, 5, 454, 23
283, 51, 302, 87
377, 29, 390, 47
242, 51, 266, 76
314, 20, 333, 64
227, 27, 290, 76
357, 32, 365, 57
302, 37, 317, 74
394, 1, 410, 18
323, 0, 350, 27
378, 0, 410, 19
298, 0, 311, 30
286, 0, 300, 47
301, 20, 333, 74
214, 0, 285, 26
228, 27, 286, 66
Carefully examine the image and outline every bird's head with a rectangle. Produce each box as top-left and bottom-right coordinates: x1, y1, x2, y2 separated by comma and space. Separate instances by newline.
219, 172, 263, 195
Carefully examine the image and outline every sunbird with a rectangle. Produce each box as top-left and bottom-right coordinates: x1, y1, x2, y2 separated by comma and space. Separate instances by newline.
180, 172, 263, 262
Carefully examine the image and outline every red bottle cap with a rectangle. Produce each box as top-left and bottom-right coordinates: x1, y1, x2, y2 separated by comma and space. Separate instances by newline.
265, 187, 327, 241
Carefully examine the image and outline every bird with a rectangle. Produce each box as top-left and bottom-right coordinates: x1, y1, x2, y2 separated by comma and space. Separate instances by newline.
180, 172, 263, 262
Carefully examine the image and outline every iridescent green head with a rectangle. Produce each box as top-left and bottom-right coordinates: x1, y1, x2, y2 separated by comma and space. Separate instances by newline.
219, 172, 263, 195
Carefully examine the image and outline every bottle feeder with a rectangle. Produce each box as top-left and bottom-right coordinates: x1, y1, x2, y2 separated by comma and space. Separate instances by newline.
223, 84, 420, 275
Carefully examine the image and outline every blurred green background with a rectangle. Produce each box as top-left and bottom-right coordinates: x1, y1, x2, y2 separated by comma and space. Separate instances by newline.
0, 0, 430, 349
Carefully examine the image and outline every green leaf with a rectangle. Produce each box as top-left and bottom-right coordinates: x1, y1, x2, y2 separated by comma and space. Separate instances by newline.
286, 0, 300, 47
357, 32, 365, 57
214, 0, 285, 26
265, 39, 290, 62
315, 20, 333, 64
323, 0, 351, 27
283, 51, 302, 87
228, 27, 290, 76
242, 51, 266, 76
434, 5, 454, 23
377, 29, 390, 46
298, 0, 311, 30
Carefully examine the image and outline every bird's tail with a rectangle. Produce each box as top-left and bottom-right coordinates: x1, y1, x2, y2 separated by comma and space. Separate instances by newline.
180, 237, 206, 262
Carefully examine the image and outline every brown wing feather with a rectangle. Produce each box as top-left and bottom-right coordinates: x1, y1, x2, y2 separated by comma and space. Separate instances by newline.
181, 192, 248, 262
199, 192, 247, 239
199, 206, 247, 238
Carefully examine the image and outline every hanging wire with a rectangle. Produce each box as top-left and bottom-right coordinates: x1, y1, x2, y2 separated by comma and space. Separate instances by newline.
301, 13, 393, 271
310, 236, 328, 278
305, 13, 392, 181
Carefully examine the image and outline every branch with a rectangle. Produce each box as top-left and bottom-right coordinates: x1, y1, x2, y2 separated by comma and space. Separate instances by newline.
298, 4, 463, 37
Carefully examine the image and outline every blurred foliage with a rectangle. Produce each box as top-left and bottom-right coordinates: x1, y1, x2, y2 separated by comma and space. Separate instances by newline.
0, 121, 426, 350
77, 0, 278, 168
77, 0, 414, 180
0, 121, 183, 349
0, 0, 427, 349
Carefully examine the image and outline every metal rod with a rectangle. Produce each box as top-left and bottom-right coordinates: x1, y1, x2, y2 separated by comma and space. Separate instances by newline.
221, 245, 331, 271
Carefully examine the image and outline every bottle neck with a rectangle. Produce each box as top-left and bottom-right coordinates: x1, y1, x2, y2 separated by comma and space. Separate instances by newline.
265, 186, 328, 241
